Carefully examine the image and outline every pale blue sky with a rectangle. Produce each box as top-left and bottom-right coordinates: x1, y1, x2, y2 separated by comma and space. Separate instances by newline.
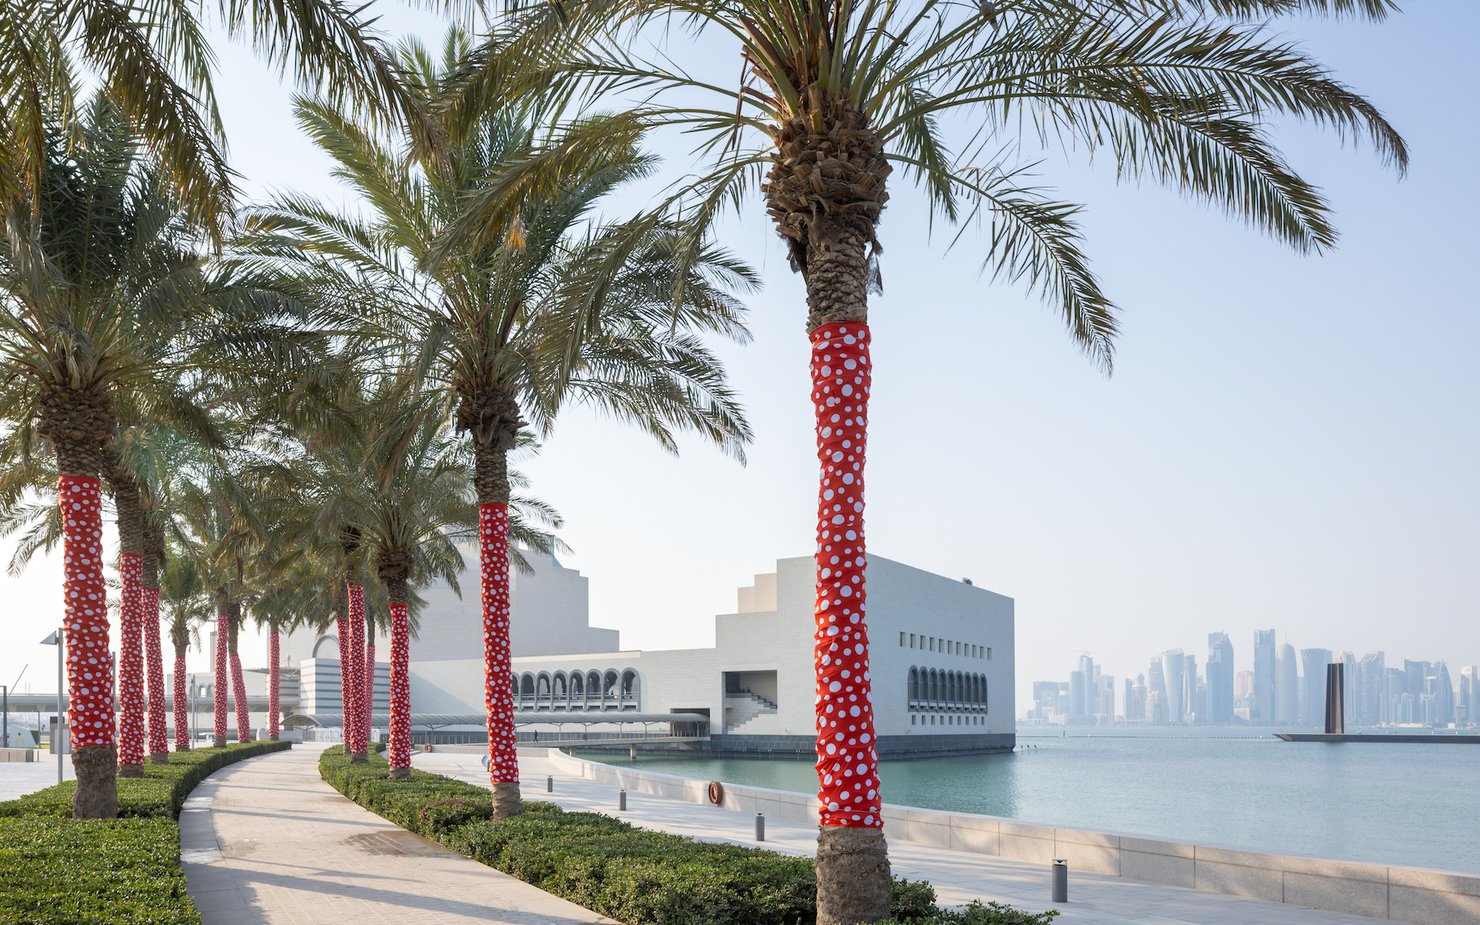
1, 4, 1475, 708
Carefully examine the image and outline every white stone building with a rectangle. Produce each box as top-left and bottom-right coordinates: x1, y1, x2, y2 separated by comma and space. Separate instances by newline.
281, 550, 1015, 756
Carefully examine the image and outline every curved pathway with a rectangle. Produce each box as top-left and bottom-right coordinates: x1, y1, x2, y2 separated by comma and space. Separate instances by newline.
180, 743, 616, 925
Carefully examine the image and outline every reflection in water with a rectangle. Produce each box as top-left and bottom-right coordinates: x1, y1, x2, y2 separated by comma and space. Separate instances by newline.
585, 729, 1480, 873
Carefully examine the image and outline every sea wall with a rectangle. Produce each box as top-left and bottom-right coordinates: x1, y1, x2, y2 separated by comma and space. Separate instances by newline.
547, 750, 1480, 925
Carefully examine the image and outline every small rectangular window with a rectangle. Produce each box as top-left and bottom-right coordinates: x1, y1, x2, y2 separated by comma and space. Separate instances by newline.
987, 647, 992, 660
900, 631, 906, 647
929, 638, 935, 652
910, 633, 916, 648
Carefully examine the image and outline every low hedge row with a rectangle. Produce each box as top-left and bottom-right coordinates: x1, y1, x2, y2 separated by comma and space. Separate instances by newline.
0, 740, 293, 925
319, 747, 1057, 925
0, 740, 292, 819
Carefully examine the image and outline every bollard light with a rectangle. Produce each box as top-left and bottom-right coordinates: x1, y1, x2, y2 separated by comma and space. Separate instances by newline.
1051, 858, 1068, 903
755, 812, 765, 842
547, 774, 554, 793
618, 788, 627, 811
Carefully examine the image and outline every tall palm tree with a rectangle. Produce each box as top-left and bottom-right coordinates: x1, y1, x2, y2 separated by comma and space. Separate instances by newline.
158, 540, 210, 750
0, 0, 419, 234
458, 1, 1409, 918
239, 30, 755, 815
0, 91, 222, 815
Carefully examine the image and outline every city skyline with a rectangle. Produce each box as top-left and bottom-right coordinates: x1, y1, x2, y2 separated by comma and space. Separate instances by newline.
1029, 627, 1476, 728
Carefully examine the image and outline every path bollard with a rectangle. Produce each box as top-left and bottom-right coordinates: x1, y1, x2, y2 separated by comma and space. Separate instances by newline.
546, 775, 553, 793
1051, 858, 1068, 903
618, 789, 627, 811
755, 813, 765, 842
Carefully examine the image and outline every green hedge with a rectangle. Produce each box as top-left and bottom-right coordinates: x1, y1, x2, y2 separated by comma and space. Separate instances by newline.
319, 747, 1056, 925
0, 740, 292, 925
0, 740, 292, 819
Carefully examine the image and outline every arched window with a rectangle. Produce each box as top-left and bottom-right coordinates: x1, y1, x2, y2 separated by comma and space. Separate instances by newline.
602, 669, 620, 707
312, 636, 339, 660
929, 669, 940, 702
620, 669, 640, 708
586, 670, 602, 707
519, 673, 535, 705
535, 672, 552, 709
908, 667, 919, 703
571, 671, 585, 706
553, 672, 568, 707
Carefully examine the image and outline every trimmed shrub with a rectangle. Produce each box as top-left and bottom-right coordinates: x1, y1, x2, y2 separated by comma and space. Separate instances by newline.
319, 747, 1049, 925
0, 740, 293, 924
0, 740, 292, 819
881, 901, 1060, 924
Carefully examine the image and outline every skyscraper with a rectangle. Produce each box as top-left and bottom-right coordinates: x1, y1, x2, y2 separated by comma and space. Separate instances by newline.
1253, 630, 1277, 725
1300, 648, 1333, 727
1341, 651, 1357, 722
1068, 669, 1087, 724
1276, 643, 1298, 725
1161, 650, 1185, 724
1148, 658, 1168, 724
1183, 654, 1198, 723
1427, 662, 1454, 727
1207, 632, 1234, 724
1462, 666, 1478, 727
1357, 652, 1386, 726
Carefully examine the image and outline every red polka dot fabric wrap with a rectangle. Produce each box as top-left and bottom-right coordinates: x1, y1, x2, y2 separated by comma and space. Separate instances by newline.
59, 475, 113, 749
144, 587, 169, 755
335, 616, 352, 742
213, 610, 228, 739
268, 632, 281, 740
173, 655, 190, 750
388, 603, 411, 771
480, 503, 518, 784
118, 552, 146, 765
230, 652, 250, 743
810, 322, 881, 829
347, 584, 367, 753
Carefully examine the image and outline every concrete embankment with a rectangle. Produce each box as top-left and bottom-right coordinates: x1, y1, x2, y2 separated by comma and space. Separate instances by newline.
549, 749, 1480, 925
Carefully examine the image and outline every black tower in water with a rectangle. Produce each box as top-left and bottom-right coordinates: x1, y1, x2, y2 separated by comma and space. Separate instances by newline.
1325, 663, 1345, 735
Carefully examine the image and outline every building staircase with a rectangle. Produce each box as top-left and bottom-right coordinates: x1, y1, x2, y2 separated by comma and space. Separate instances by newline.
724, 691, 778, 732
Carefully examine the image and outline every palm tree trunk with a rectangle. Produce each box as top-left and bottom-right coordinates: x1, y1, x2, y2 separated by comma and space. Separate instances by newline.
228, 611, 249, 743
116, 551, 146, 776
173, 645, 191, 751
213, 592, 228, 748
768, 113, 892, 925
335, 580, 353, 754
268, 630, 280, 741
386, 604, 410, 778
38, 384, 118, 818
363, 620, 377, 748
457, 381, 524, 817
347, 581, 367, 761
144, 528, 169, 761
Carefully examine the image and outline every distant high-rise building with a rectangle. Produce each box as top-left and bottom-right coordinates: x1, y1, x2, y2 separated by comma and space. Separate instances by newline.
1427, 662, 1454, 727
1068, 669, 1087, 723
1462, 666, 1478, 727
1253, 630, 1277, 725
1148, 658, 1168, 724
1095, 672, 1116, 722
1357, 652, 1386, 726
1341, 651, 1358, 720
1161, 650, 1185, 725
1276, 643, 1298, 725
1207, 632, 1235, 724
1300, 648, 1333, 727
1183, 654, 1198, 723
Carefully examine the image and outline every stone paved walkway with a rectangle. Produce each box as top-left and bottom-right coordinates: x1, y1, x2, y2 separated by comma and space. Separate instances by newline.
419, 749, 1399, 925
179, 744, 617, 924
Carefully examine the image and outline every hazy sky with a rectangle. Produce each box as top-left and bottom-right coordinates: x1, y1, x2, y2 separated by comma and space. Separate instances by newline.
1, 4, 1476, 709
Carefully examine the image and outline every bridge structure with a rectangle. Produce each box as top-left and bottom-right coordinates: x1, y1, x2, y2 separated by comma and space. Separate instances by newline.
281, 711, 711, 748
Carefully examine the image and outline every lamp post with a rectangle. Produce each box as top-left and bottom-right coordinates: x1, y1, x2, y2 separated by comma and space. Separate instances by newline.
40, 630, 63, 783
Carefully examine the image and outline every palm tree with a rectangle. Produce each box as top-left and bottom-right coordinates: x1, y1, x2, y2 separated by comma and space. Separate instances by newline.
459, 1, 1409, 918
142, 518, 170, 761
158, 541, 210, 750
239, 30, 755, 815
0, 91, 223, 815
0, 0, 418, 234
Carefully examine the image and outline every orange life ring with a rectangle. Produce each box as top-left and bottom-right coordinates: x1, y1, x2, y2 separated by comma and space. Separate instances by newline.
707, 780, 724, 805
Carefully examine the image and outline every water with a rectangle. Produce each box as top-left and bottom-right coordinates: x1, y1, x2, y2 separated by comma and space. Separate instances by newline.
585, 726, 1480, 873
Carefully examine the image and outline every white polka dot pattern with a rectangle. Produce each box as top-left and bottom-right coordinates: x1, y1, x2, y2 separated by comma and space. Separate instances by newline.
335, 615, 353, 737
388, 603, 411, 771
143, 587, 169, 755
809, 322, 881, 829
58, 475, 113, 749
230, 652, 249, 743
213, 609, 228, 739
268, 631, 281, 740
363, 640, 376, 729
347, 584, 367, 753
480, 503, 519, 784
118, 552, 146, 766
173, 654, 190, 750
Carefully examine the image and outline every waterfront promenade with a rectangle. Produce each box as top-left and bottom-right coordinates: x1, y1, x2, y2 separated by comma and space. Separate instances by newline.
178, 745, 616, 924
421, 748, 1402, 925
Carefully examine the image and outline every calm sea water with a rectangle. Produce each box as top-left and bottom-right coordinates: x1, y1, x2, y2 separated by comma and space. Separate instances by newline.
586, 726, 1480, 873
